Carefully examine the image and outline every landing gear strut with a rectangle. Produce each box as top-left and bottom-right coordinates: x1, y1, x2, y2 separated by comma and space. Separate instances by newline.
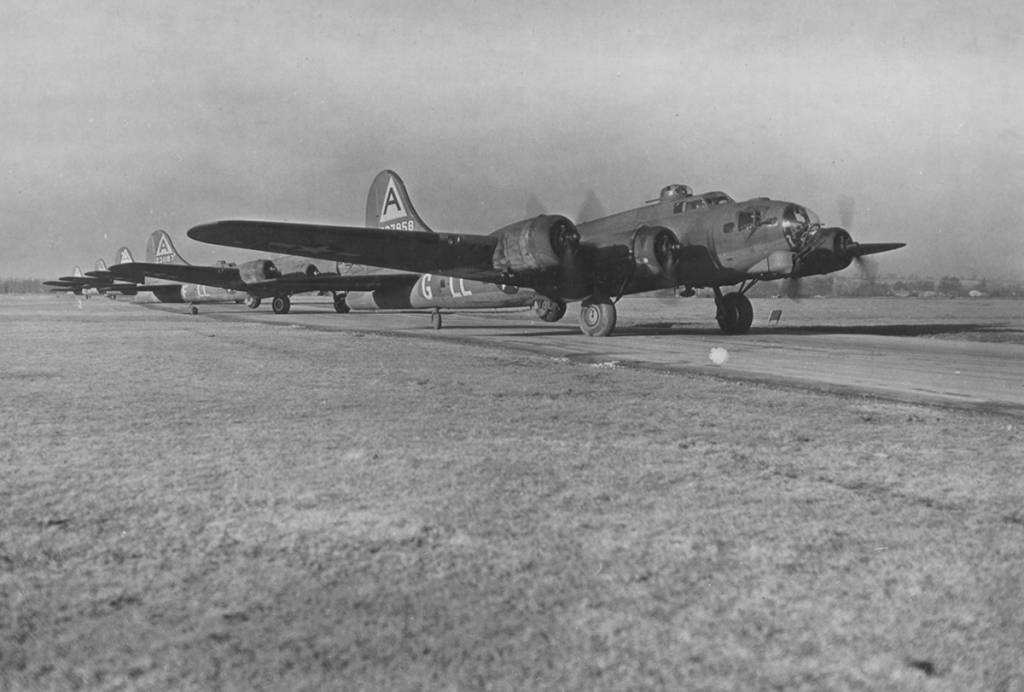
430, 308, 443, 330
713, 287, 753, 334
333, 292, 350, 314
271, 295, 291, 315
578, 296, 616, 337
534, 297, 567, 323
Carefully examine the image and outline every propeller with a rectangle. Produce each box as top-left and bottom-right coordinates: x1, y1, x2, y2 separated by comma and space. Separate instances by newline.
838, 196, 889, 286
783, 275, 804, 300
576, 188, 607, 224
524, 187, 608, 225
525, 192, 547, 218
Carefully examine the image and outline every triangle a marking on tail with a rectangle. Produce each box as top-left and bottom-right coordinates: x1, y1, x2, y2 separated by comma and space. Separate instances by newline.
155, 234, 174, 260
379, 176, 406, 224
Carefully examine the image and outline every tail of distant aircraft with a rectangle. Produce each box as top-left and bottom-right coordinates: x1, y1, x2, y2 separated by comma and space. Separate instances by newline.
365, 170, 435, 232
73, 265, 84, 278
146, 230, 189, 265
95, 258, 107, 272
115, 247, 135, 264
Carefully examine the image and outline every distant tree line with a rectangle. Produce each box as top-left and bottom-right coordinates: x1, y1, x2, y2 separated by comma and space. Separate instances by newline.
745, 275, 1022, 299
0, 278, 47, 294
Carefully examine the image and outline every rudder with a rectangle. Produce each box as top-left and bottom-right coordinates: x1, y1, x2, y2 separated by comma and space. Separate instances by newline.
115, 247, 135, 265
146, 230, 189, 265
365, 170, 434, 232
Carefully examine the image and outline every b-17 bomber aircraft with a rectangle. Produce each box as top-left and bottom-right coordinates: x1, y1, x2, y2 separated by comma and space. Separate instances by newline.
189, 174, 904, 336
113, 172, 542, 325
45, 264, 102, 296
338, 170, 543, 326
108, 233, 249, 313
45, 257, 158, 298
110, 229, 360, 315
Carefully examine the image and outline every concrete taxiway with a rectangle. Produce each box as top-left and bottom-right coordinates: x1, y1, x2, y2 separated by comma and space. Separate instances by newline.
168, 296, 1024, 417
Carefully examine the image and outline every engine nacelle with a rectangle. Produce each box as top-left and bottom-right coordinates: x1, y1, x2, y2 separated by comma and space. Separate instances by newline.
272, 257, 321, 277
627, 226, 680, 280
491, 214, 580, 274
793, 228, 854, 277
594, 226, 680, 284
238, 259, 281, 284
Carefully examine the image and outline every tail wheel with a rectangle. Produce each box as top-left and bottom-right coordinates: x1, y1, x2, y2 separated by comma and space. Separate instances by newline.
271, 295, 291, 315
189, 305, 198, 316
245, 295, 261, 309
578, 298, 616, 337
715, 292, 753, 334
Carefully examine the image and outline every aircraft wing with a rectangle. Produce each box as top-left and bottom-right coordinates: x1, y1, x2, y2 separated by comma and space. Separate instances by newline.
244, 273, 421, 294
109, 262, 245, 290
188, 221, 501, 281
44, 281, 83, 291
110, 260, 421, 295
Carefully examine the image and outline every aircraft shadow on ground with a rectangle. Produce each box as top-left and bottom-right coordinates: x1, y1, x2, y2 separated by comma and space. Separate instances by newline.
616, 321, 1020, 339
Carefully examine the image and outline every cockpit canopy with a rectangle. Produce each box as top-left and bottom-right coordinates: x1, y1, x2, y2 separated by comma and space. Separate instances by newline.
656, 185, 734, 209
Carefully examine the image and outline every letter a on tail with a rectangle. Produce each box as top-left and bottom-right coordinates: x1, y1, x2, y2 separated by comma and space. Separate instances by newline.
364, 170, 435, 233
146, 230, 189, 265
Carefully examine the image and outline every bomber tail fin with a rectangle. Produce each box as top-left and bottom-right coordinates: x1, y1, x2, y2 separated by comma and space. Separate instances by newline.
365, 170, 435, 232
115, 247, 136, 264
95, 258, 108, 272
146, 230, 189, 265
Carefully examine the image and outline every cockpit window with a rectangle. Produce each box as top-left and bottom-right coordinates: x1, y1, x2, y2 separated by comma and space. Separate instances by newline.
703, 193, 732, 206
685, 199, 705, 211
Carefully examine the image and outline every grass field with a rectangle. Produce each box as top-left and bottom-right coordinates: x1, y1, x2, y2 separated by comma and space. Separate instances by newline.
2, 296, 1022, 690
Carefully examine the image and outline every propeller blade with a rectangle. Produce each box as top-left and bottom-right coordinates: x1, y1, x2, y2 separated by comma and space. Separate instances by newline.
847, 242, 906, 258
577, 189, 607, 224
525, 192, 546, 217
784, 276, 804, 301
838, 195, 855, 230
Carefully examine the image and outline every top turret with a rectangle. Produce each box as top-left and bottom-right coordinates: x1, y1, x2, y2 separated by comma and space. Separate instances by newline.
658, 184, 693, 202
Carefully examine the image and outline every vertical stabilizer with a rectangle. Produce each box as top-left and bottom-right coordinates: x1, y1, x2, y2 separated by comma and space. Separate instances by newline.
95, 259, 107, 272
146, 230, 189, 265
365, 170, 435, 232
73, 265, 83, 278
115, 247, 135, 264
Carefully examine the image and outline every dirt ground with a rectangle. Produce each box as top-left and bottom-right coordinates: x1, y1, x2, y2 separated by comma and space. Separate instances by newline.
1, 296, 1022, 690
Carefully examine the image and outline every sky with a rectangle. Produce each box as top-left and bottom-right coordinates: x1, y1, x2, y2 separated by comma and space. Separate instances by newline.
3, 0, 1022, 279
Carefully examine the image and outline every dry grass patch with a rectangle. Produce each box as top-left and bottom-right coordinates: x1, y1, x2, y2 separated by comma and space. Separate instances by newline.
1, 297, 1022, 690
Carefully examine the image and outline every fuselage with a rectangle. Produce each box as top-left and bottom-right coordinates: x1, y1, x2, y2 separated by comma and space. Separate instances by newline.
344, 273, 534, 311
577, 187, 821, 292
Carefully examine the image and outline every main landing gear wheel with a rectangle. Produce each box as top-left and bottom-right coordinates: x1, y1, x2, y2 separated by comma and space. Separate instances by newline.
534, 297, 567, 323
430, 309, 443, 330
333, 293, 350, 314
578, 298, 616, 337
715, 291, 753, 334
245, 295, 261, 310
271, 295, 291, 315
